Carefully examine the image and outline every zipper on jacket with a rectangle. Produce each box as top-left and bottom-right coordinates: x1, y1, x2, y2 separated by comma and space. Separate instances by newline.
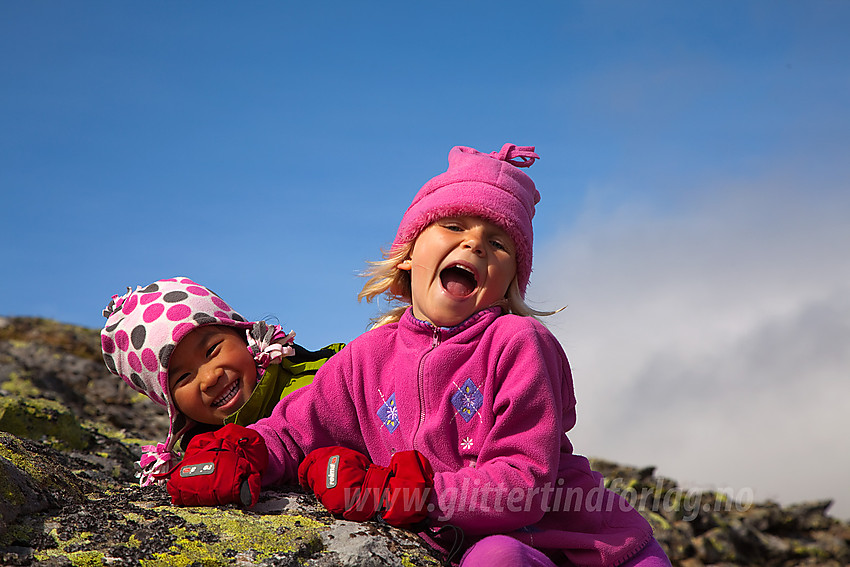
413, 325, 441, 450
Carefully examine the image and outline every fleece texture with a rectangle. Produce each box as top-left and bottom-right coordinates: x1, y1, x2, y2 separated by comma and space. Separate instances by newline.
250, 308, 655, 567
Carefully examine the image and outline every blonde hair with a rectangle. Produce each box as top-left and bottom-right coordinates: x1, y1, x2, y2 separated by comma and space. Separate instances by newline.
358, 241, 561, 329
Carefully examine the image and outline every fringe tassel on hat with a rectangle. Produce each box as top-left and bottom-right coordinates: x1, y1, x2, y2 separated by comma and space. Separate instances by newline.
247, 321, 296, 376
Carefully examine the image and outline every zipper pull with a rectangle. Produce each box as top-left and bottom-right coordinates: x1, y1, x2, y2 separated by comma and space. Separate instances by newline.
431, 326, 441, 348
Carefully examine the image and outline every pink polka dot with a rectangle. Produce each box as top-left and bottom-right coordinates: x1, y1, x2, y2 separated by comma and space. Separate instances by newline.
141, 348, 158, 371
211, 296, 230, 310
143, 303, 164, 323
167, 304, 191, 321
115, 330, 130, 351
150, 390, 165, 406
213, 311, 229, 319
101, 336, 115, 354
179, 277, 196, 284
128, 351, 142, 372
158, 369, 169, 385
172, 322, 195, 341
140, 292, 161, 305
186, 286, 209, 296
122, 294, 138, 315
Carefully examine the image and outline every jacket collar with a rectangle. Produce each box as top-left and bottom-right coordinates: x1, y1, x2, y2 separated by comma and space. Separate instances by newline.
400, 305, 503, 341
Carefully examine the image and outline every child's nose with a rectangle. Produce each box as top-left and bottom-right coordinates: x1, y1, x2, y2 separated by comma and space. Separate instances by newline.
199, 366, 223, 390
463, 233, 484, 255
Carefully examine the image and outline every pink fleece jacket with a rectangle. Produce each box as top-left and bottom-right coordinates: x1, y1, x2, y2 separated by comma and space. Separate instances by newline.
250, 307, 654, 567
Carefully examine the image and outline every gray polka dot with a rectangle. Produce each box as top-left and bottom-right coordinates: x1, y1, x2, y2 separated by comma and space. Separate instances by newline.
232, 313, 246, 322
159, 344, 175, 367
105, 317, 124, 333
103, 353, 116, 374
131, 325, 146, 349
130, 373, 146, 391
193, 313, 216, 326
164, 291, 188, 303
140, 283, 159, 293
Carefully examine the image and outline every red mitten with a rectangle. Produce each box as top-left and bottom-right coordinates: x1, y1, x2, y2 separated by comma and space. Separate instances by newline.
298, 446, 433, 528
382, 450, 434, 528
164, 423, 268, 507
298, 446, 388, 519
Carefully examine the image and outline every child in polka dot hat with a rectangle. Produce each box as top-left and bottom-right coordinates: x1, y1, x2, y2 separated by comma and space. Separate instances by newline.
101, 276, 343, 486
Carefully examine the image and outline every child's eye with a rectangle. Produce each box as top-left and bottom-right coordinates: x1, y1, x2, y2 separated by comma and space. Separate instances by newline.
444, 224, 464, 232
490, 240, 507, 251
174, 372, 191, 386
206, 342, 221, 357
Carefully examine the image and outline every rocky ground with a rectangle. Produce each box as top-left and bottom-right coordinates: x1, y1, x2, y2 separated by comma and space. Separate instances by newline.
1, 315, 848, 566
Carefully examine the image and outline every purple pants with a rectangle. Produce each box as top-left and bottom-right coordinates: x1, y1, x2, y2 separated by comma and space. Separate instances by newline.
459, 535, 671, 567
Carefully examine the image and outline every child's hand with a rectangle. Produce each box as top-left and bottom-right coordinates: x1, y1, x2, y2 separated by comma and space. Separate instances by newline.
298, 446, 434, 529
164, 423, 268, 507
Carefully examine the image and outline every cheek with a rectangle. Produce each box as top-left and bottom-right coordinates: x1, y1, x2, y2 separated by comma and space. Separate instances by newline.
501, 258, 517, 286
170, 385, 191, 410
240, 357, 258, 387
242, 372, 258, 395
490, 260, 515, 286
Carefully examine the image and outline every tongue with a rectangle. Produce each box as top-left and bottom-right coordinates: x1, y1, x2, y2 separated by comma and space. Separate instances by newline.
441, 268, 476, 297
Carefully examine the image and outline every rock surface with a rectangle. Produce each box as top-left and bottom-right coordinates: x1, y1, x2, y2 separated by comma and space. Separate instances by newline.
1, 315, 848, 566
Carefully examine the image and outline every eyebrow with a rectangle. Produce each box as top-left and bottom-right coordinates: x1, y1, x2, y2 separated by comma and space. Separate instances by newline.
168, 327, 219, 380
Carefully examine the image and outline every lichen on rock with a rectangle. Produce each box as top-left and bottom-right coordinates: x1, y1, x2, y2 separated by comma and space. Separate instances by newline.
2, 316, 850, 566
0, 396, 91, 451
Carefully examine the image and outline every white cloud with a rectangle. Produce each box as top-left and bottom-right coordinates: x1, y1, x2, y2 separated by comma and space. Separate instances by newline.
529, 170, 850, 519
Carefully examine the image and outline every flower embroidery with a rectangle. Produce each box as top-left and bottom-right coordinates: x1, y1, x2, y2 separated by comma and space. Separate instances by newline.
451, 378, 484, 423
461, 437, 474, 451
377, 391, 400, 433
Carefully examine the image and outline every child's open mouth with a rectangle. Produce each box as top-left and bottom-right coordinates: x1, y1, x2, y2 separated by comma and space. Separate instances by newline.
440, 264, 478, 298
212, 380, 240, 408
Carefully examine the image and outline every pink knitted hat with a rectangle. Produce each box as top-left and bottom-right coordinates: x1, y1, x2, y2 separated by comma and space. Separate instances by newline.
101, 276, 295, 485
392, 143, 541, 296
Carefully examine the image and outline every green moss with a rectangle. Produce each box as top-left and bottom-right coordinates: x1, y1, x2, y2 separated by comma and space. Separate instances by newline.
0, 432, 93, 507
82, 419, 157, 449
149, 537, 223, 567
0, 317, 103, 361
705, 531, 737, 562
0, 370, 41, 397
0, 520, 33, 547
34, 530, 97, 565
131, 391, 152, 404
400, 551, 441, 567
0, 396, 90, 450
0, 458, 25, 508
69, 550, 104, 567
138, 506, 325, 566
791, 541, 831, 559
645, 511, 671, 531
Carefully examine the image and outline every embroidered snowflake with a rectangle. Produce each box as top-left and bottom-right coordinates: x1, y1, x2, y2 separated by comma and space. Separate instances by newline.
460, 437, 474, 451
451, 378, 484, 423
377, 391, 400, 433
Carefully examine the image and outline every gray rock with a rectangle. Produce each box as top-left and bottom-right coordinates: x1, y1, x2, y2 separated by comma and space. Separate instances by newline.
2, 316, 850, 566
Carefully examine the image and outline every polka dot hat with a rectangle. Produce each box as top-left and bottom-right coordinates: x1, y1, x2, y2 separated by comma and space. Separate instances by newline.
101, 276, 294, 485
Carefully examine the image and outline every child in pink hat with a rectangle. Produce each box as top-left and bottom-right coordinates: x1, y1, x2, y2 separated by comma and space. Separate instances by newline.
101, 276, 343, 486
168, 146, 671, 566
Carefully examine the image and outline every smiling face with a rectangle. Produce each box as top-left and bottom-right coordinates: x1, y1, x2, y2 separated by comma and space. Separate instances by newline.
398, 216, 517, 328
168, 325, 258, 425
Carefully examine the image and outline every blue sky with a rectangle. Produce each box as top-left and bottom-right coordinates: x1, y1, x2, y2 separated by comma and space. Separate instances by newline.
2, 2, 849, 519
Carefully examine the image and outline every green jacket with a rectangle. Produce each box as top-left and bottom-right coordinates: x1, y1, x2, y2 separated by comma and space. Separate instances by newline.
225, 342, 345, 427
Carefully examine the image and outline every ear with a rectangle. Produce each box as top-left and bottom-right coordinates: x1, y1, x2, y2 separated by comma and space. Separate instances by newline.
396, 259, 412, 271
